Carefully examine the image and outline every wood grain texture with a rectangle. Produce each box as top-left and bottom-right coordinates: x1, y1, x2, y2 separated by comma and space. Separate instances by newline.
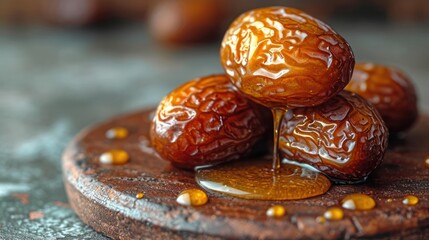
63, 108, 429, 239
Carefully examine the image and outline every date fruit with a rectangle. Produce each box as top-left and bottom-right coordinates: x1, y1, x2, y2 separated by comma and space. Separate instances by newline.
150, 74, 270, 169
220, 7, 355, 108
42, 0, 106, 27
279, 91, 388, 182
148, 0, 226, 45
345, 63, 418, 132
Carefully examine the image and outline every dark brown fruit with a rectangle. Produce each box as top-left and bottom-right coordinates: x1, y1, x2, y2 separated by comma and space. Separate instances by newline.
104, 0, 152, 19
150, 74, 270, 169
42, 0, 106, 27
279, 91, 388, 182
220, 6, 355, 108
148, 0, 226, 45
345, 63, 418, 133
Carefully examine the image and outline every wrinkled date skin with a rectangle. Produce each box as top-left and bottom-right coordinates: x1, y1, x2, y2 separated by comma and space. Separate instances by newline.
279, 91, 389, 182
220, 7, 355, 108
150, 74, 270, 169
345, 63, 418, 132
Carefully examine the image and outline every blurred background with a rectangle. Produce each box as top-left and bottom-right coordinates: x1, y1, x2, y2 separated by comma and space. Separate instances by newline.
0, 0, 428, 238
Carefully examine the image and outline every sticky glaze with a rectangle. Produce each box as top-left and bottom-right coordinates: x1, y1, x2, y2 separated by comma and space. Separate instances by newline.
220, 7, 355, 108
345, 63, 418, 132
279, 91, 388, 182
150, 74, 270, 168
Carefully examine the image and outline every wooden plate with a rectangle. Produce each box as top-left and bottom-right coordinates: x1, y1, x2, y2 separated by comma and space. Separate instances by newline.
63, 109, 429, 239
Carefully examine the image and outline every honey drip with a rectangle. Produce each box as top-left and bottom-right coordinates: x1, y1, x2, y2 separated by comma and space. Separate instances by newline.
195, 157, 331, 200
135, 192, 145, 199
402, 195, 419, 206
341, 193, 376, 210
105, 127, 129, 139
176, 189, 208, 206
99, 149, 129, 165
266, 205, 286, 218
323, 207, 344, 221
272, 108, 286, 169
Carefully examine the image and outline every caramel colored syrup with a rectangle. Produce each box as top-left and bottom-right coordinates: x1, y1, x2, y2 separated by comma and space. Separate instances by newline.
105, 127, 129, 140
176, 189, 208, 206
402, 195, 419, 206
194, 107, 332, 201
341, 193, 376, 210
195, 157, 331, 200
323, 207, 344, 221
266, 205, 286, 218
135, 192, 145, 199
99, 149, 129, 165
272, 109, 286, 170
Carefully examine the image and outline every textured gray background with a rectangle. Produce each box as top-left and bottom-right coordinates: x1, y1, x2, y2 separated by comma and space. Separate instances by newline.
0, 23, 428, 239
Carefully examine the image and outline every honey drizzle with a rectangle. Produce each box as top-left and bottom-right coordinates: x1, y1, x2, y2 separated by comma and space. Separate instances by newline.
272, 108, 286, 170
192, 99, 335, 201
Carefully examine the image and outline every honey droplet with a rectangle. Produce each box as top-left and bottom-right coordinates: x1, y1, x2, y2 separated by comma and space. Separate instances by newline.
316, 216, 326, 223
176, 189, 208, 206
105, 127, 129, 139
341, 193, 376, 210
266, 205, 286, 218
324, 207, 344, 221
196, 157, 331, 200
135, 192, 144, 199
99, 150, 129, 165
402, 195, 419, 206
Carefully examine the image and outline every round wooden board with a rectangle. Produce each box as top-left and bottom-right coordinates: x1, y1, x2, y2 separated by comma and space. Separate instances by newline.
63, 109, 429, 239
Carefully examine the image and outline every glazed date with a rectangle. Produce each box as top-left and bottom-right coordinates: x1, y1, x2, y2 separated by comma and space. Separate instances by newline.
279, 91, 389, 182
150, 74, 270, 169
220, 7, 355, 108
345, 63, 418, 132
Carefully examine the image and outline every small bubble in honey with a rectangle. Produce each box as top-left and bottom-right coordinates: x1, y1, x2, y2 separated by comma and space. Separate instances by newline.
316, 216, 326, 223
266, 205, 286, 218
135, 192, 144, 199
176, 189, 208, 206
402, 195, 419, 206
105, 127, 129, 140
341, 193, 376, 210
324, 207, 344, 221
99, 150, 129, 165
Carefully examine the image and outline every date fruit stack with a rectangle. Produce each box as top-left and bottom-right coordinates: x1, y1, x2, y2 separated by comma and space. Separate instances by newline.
151, 6, 417, 183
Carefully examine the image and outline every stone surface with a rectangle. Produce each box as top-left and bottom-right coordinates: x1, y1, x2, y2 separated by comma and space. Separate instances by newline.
0, 23, 429, 238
